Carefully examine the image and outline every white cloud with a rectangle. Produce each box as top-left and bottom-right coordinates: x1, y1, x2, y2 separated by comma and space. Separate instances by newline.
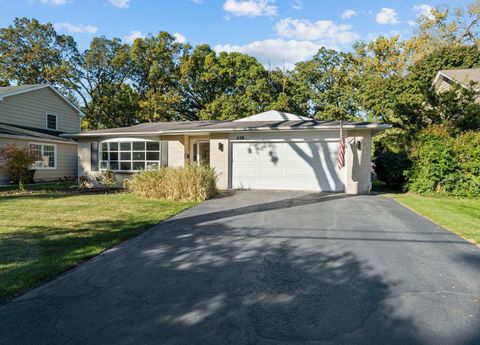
341, 9, 357, 19
215, 39, 323, 68
291, 0, 302, 10
223, 0, 277, 17
123, 30, 144, 43
376, 8, 399, 24
54, 22, 98, 34
275, 18, 359, 45
39, 0, 67, 6
109, 0, 130, 9
413, 4, 435, 20
191, 0, 203, 3
173, 33, 187, 44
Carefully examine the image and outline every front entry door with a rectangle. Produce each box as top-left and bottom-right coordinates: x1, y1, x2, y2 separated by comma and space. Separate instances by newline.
192, 141, 210, 165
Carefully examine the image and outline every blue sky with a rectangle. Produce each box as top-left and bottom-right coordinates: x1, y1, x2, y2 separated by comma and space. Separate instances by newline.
0, 0, 472, 67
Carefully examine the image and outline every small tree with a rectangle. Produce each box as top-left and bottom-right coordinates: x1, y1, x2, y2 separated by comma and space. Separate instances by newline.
0, 144, 39, 190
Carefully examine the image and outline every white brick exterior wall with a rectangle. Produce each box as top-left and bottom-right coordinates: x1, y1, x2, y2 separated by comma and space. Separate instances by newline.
209, 134, 229, 189
345, 129, 372, 194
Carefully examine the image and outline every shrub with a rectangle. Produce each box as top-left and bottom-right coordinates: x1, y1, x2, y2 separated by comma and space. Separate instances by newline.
407, 127, 480, 197
0, 144, 39, 190
95, 169, 117, 188
79, 175, 93, 189
129, 164, 218, 201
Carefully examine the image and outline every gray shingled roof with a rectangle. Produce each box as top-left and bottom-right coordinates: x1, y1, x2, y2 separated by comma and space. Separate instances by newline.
439, 68, 480, 85
72, 119, 389, 137
0, 123, 74, 142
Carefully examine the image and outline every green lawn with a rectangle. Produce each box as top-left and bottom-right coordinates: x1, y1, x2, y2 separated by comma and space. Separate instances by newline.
0, 191, 196, 301
388, 193, 480, 244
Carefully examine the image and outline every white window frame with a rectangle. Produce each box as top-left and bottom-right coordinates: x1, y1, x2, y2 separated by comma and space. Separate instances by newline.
29, 142, 57, 170
190, 139, 210, 164
46, 113, 58, 130
99, 138, 163, 173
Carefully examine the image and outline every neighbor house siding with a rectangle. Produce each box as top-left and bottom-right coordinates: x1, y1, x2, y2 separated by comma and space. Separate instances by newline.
209, 133, 229, 189
345, 129, 372, 194
0, 137, 78, 184
0, 87, 81, 133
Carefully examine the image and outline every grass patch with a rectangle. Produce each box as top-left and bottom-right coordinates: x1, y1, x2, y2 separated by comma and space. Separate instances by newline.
0, 192, 196, 301
388, 193, 480, 244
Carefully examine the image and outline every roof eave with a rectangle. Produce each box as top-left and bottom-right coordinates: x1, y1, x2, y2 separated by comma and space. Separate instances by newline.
69, 123, 392, 138
0, 132, 78, 144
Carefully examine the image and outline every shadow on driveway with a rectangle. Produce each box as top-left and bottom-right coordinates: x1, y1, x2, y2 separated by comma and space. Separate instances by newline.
1, 190, 480, 345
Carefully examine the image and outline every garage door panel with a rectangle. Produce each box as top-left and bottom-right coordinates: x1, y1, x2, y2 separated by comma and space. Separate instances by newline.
234, 167, 257, 175
232, 142, 343, 192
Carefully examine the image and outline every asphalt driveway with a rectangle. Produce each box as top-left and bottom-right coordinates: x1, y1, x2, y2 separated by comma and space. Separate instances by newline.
1, 191, 480, 345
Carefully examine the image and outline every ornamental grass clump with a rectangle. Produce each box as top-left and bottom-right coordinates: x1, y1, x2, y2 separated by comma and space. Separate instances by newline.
129, 164, 218, 202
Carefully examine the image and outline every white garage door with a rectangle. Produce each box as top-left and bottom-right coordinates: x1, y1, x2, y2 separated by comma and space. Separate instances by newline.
231, 141, 343, 192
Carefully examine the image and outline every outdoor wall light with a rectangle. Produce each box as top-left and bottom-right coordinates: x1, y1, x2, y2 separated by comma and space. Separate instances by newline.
218, 143, 224, 152
357, 141, 362, 151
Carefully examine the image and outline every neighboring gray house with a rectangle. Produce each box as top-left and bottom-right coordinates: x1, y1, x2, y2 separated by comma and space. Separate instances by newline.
72, 110, 389, 194
433, 68, 480, 101
0, 84, 83, 184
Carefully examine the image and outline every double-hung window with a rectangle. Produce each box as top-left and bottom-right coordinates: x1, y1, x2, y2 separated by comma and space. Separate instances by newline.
46, 114, 57, 130
30, 143, 56, 169
100, 140, 164, 172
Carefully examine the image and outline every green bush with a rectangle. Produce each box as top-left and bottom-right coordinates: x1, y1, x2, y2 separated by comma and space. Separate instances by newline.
407, 127, 480, 197
129, 164, 218, 202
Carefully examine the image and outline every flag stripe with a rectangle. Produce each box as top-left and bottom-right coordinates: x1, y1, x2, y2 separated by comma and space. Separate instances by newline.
338, 138, 345, 170
338, 121, 345, 170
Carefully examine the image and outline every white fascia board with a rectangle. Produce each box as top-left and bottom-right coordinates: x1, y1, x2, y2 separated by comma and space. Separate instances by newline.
71, 124, 391, 138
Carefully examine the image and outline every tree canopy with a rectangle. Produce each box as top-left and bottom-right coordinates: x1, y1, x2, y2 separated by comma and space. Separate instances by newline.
0, 1, 478, 135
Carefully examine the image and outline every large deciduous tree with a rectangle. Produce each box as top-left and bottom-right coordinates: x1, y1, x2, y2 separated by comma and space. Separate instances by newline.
294, 48, 359, 120
130, 32, 186, 122
76, 36, 134, 128
0, 18, 80, 90
180, 46, 275, 120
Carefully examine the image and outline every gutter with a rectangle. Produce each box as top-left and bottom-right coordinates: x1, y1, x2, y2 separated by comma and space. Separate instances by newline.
0, 133, 78, 144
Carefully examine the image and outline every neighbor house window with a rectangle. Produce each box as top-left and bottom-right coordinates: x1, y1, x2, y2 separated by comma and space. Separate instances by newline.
30, 143, 56, 169
99, 140, 165, 172
46, 114, 57, 130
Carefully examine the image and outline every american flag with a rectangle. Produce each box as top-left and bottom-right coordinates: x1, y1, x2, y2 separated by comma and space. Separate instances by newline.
338, 121, 345, 170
